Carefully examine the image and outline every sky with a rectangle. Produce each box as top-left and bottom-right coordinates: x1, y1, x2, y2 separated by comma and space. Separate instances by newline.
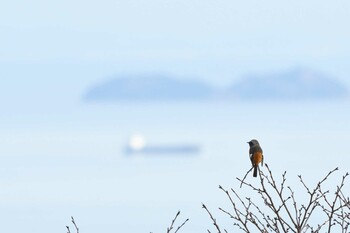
1, 2, 350, 232
1, 0, 350, 111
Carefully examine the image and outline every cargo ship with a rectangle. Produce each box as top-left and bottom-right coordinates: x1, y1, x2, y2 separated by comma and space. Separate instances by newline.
124, 135, 200, 155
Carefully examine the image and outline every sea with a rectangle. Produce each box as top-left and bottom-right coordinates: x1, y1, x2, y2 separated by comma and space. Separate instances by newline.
0, 101, 349, 232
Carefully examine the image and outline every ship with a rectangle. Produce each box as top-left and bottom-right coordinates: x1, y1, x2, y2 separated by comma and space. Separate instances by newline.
124, 134, 200, 155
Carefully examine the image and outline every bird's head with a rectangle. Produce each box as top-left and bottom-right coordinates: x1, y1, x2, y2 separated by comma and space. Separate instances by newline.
247, 139, 259, 147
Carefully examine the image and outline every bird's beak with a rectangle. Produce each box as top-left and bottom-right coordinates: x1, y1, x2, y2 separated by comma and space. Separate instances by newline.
247, 142, 249, 144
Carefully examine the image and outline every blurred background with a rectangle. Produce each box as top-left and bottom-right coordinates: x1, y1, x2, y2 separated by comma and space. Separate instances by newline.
1, 0, 350, 232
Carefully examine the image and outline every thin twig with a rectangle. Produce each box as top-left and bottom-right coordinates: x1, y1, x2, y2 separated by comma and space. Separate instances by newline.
202, 203, 222, 233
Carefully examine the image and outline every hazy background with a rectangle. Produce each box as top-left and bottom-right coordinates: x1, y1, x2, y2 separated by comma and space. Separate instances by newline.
1, 0, 350, 232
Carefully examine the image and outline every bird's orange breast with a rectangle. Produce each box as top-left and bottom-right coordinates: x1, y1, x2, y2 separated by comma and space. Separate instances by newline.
252, 152, 263, 166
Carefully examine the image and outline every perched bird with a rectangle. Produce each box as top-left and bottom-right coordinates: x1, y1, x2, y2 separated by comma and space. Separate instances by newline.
247, 139, 264, 177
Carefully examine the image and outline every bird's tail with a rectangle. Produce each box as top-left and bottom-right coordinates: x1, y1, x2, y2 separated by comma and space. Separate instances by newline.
253, 166, 258, 177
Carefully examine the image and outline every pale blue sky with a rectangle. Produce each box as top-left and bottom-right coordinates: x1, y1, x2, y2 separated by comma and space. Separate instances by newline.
1, 2, 350, 232
1, 0, 350, 109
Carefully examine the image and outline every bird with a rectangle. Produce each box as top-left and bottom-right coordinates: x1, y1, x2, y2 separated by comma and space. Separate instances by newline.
247, 139, 264, 177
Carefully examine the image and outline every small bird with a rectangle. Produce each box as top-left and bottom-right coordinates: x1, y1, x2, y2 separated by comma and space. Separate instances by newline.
247, 139, 264, 177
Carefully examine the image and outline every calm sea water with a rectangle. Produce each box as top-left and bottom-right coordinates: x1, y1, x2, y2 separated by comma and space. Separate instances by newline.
0, 101, 349, 232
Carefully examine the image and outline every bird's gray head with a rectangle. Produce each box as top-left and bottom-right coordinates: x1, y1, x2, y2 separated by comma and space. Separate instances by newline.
247, 139, 259, 147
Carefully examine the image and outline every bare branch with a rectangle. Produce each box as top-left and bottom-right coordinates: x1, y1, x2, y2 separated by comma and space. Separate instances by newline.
202, 203, 223, 233
167, 210, 189, 233
210, 165, 349, 233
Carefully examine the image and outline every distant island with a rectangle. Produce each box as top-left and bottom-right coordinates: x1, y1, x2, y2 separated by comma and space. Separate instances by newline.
83, 74, 214, 101
227, 68, 348, 100
83, 68, 348, 102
